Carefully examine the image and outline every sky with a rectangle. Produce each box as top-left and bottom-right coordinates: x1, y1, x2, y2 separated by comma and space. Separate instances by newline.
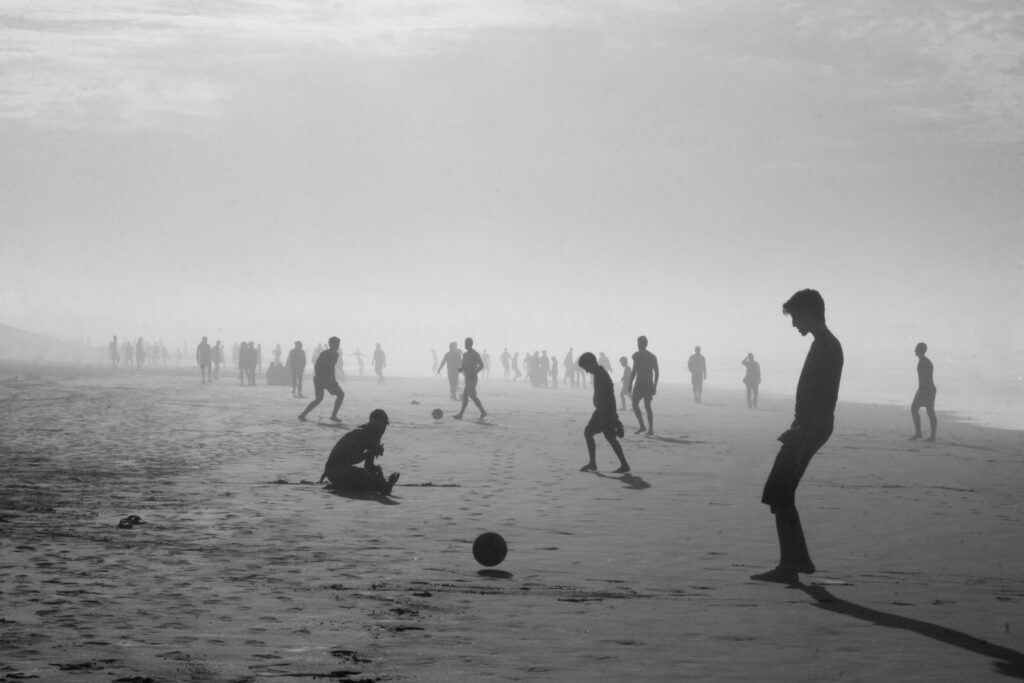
1, 0, 1022, 385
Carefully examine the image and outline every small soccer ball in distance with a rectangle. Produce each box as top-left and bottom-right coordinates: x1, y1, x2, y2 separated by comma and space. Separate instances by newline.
431, 408, 443, 420
472, 532, 508, 567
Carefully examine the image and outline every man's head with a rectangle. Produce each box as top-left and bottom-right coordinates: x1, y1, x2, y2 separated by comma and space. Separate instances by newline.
694, 346, 701, 353
369, 408, 390, 427
577, 352, 598, 372
294, 341, 302, 349
202, 336, 208, 343
328, 336, 340, 349
449, 341, 457, 350
915, 342, 927, 356
782, 289, 826, 336
465, 337, 474, 349
637, 335, 648, 350
619, 356, 628, 366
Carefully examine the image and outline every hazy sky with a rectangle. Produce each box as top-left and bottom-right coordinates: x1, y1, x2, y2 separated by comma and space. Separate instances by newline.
2, 1, 1022, 378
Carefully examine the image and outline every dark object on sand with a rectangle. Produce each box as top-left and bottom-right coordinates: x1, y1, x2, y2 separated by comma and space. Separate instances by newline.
473, 532, 508, 567
432, 408, 444, 420
117, 515, 145, 529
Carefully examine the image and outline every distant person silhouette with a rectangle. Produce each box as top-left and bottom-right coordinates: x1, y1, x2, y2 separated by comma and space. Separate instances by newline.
319, 409, 399, 496
630, 336, 659, 435
577, 352, 629, 473
286, 341, 306, 398
687, 346, 707, 403
431, 348, 439, 375
273, 344, 282, 365
618, 356, 632, 411
298, 336, 345, 422
742, 353, 761, 409
246, 341, 258, 385
500, 348, 511, 381
753, 289, 843, 584
481, 349, 491, 380
511, 352, 522, 381
212, 341, 223, 380
437, 342, 463, 400
550, 355, 559, 389
454, 337, 487, 421
196, 337, 213, 384
373, 343, 386, 384
563, 348, 576, 388
135, 338, 146, 369
910, 342, 937, 441
109, 336, 120, 367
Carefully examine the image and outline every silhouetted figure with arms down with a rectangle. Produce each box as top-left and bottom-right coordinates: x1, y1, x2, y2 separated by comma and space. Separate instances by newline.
910, 342, 937, 441
577, 352, 629, 473
437, 342, 462, 400
453, 337, 487, 420
286, 341, 306, 398
687, 346, 707, 403
373, 343, 386, 384
742, 353, 761, 409
319, 409, 399, 496
298, 336, 345, 422
753, 289, 843, 584
109, 336, 120, 368
629, 335, 659, 435
196, 337, 213, 384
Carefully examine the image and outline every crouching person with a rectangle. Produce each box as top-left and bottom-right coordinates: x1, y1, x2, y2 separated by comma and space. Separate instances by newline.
319, 409, 400, 496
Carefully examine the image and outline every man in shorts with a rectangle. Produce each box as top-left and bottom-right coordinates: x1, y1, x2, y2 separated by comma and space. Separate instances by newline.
319, 409, 399, 495
454, 337, 487, 421
298, 336, 345, 422
754, 289, 843, 584
578, 352, 630, 473
909, 342, 937, 441
629, 335, 659, 435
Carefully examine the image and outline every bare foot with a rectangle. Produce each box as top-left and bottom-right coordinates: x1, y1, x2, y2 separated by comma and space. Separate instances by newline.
579, 463, 597, 472
298, 415, 308, 422
452, 414, 463, 420
330, 416, 342, 422
612, 465, 631, 474
751, 567, 800, 584
909, 434, 922, 441
634, 427, 646, 435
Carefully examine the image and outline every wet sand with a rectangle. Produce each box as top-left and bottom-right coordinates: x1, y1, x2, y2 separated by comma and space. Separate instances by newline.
1, 362, 1022, 682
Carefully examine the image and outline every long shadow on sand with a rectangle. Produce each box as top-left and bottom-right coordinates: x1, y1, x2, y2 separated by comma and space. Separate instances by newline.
324, 487, 401, 505
592, 472, 651, 490
644, 434, 704, 446
796, 584, 1024, 679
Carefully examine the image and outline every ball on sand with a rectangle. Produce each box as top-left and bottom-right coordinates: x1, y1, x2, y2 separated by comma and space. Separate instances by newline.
472, 532, 508, 567
431, 408, 444, 420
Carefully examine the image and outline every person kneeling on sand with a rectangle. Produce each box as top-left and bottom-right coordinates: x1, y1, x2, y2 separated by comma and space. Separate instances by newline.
319, 409, 400, 495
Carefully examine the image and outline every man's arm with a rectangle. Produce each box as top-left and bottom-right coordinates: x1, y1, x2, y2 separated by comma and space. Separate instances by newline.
653, 357, 660, 391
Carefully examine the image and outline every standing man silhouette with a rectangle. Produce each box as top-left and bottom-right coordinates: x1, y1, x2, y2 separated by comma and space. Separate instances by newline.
910, 342, 937, 441
754, 289, 843, 584
454, 337, 487, 421
742, 353, 761, 409
286, 341, 306, 398
687, 346, 707, 403
372, 343, 386, 384
629, 335, 659, 435
196, 337, 212, 384
298, 336, 344, 422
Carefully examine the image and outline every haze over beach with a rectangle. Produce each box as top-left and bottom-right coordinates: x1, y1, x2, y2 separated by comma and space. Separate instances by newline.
1, 3, 1024, 681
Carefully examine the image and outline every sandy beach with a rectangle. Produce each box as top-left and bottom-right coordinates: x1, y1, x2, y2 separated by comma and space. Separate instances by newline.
1, 362, 1022, 682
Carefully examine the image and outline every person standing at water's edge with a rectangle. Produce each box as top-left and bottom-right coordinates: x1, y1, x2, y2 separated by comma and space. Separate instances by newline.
298, 336, 344, 422
437, 342, 462, 400
742, 353, 761, 409
910, 342, 937, 441
754, 289, 843, 584
630, 335, 659, 435
687, 346, 707, 403
454, 337, 487, 421
578, 352, 629, 474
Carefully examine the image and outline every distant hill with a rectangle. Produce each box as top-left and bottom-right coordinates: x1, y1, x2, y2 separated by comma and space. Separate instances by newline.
0, 322, 96, 363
